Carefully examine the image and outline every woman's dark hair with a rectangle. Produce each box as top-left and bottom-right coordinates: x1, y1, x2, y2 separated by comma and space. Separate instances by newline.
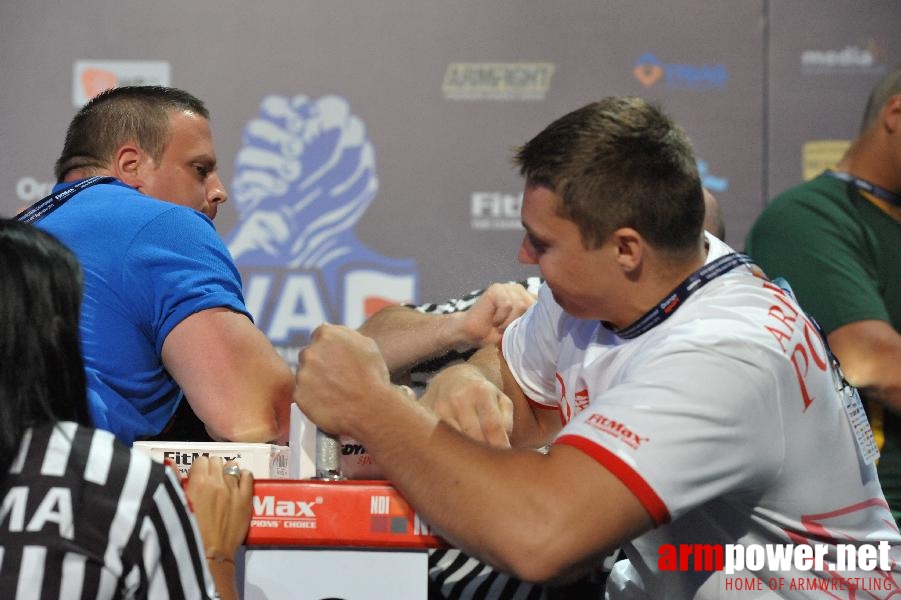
0, 219, 92, 474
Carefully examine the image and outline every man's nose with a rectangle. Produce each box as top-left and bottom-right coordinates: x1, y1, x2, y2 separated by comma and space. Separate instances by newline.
517, 238, 536, 264
208, 173, 228, 205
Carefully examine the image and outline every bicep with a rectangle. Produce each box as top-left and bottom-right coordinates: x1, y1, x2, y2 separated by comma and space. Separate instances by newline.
162, 307, 294, 442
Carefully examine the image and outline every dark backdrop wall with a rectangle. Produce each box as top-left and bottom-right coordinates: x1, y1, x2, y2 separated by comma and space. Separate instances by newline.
1, 1, 897, 363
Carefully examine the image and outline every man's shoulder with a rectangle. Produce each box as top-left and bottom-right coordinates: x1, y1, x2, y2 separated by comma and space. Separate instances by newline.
88, 184, 208, 221
766, 173, 849, 215
70, 186, 220, 250
747, 173, 854, 252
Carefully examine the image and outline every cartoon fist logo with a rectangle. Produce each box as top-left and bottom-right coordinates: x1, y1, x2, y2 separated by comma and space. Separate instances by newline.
228, 94, 417, 334
228, 94, 378, 270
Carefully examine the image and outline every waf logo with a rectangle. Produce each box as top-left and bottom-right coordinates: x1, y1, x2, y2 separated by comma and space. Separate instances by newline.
227, 95, 418, 366
586, 413, 649, 450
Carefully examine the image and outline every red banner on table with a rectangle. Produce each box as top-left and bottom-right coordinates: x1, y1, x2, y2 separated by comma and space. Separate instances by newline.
246, 480, 448, 549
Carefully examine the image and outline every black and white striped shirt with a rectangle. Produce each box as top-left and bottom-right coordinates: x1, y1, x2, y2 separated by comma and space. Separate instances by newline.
0, 422, 217, 599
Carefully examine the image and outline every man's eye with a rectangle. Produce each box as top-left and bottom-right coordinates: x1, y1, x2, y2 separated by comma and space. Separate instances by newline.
194, 165, 210, 177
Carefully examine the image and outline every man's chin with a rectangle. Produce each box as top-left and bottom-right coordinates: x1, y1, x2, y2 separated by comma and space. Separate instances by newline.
551, 291, 597, 320
550, 289, 569, 312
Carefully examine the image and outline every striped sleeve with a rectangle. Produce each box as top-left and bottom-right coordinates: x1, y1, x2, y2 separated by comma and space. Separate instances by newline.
142, 467, 217, 599
0, 423, 219, 600
82, 429, 217, 599
411, 278, 543, 315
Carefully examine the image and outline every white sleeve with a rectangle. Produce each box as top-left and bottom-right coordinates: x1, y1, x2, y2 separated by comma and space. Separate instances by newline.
501, 284, 564, 406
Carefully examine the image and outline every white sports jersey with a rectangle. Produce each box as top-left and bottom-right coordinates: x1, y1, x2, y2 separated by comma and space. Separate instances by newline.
503, 236, 901, 598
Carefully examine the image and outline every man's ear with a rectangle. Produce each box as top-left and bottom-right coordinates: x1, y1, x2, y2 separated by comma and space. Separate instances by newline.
881, 95, 901, 134
112, 144, 150, 190
612, 227, 644, 274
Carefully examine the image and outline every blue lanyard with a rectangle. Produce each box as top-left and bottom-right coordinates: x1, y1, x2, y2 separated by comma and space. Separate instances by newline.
614, 252, 756, 339
14, 176, 115, 224
827, 170, 901, 207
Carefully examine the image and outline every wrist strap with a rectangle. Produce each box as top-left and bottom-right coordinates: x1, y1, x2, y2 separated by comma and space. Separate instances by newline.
206, 554, 235, 566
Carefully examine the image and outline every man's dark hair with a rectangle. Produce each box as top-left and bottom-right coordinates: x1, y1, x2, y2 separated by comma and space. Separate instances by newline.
514, 97, 704, 257
54, 85, 209, 182
0, 219, 92, 476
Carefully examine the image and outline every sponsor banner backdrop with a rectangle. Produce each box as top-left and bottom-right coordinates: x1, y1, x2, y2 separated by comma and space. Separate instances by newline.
0, 1, 896, 351
767, 0, 900, 204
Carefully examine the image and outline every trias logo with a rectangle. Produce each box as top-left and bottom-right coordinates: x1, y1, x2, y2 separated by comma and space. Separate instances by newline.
585, 413, 649, 450
633, 53, 727, 90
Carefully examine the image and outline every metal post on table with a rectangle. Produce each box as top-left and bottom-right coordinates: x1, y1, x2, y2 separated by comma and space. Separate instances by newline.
315, 428, 345, 481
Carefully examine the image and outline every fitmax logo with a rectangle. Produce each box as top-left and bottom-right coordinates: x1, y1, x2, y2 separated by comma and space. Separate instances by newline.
586, 413, 649, 450
253, 495, 320, 518
633, 53, 727, 89
471, 192, 522, 230
163, 451, 240, 466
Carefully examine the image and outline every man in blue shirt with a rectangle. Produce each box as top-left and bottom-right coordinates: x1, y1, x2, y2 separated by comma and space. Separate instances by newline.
36, 86, 294, 444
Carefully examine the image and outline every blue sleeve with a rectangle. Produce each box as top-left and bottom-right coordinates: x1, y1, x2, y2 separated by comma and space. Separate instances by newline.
123, 207, 252, 355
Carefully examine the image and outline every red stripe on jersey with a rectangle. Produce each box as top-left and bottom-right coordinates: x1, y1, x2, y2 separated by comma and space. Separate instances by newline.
557, 434, 670, 525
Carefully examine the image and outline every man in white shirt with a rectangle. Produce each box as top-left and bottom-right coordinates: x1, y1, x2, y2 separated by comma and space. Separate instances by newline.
295, 97, 901, 598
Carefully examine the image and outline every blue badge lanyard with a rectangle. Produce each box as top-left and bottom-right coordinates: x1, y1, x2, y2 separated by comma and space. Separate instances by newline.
614, 252, 756, 339
14, 176, 115, 224
826, 170, 901, 207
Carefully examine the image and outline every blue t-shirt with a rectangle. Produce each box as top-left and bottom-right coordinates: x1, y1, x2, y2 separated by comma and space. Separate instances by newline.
38, 180, 250, 444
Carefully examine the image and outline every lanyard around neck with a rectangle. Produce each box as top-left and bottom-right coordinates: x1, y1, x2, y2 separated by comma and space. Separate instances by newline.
827, 170, 901, 208
14, 176, 115, 224
613, 252, 756, 339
